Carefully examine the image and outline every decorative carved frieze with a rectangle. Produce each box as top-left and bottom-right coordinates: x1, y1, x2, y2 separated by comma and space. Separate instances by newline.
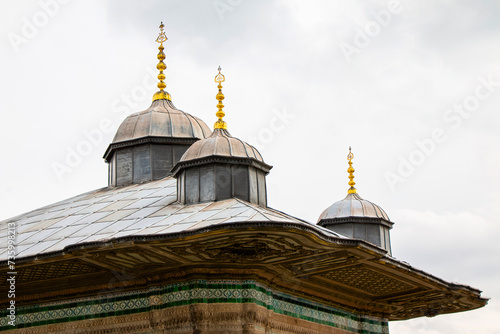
166, 235, 317, 263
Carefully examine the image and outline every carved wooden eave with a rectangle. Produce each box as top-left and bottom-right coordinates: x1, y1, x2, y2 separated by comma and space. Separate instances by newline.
0, 222, 487, 321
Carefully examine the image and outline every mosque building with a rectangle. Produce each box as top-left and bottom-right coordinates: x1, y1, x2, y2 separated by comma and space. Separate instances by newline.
0, 23, 487, 333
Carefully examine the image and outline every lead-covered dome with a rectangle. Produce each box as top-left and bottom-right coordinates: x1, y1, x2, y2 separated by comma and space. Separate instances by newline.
172, 67, 272, 206
103, 98, 212, 187
103, 23, 213, 187
178, 128, 263, 163
172, 128, 272, 206
318, 193, 390, 221
317, 148, 394, 254
317, 191, 393, 254
111, 99, 211, 145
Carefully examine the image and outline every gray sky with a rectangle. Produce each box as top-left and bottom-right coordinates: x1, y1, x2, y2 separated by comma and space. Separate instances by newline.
1, 0, 499, 332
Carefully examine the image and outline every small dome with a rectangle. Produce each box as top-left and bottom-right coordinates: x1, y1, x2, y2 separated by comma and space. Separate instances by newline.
179, 128, 264, 163
172, 128, 271, 206
318, 193, 390, 222
112, 99, 211, 143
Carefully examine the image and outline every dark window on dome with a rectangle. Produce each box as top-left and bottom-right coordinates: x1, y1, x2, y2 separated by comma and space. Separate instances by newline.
216, 165, 231, 201
232, 165, 249, 202
200, 166, 215, 202
384, 228, 392, 254
366, 224, 381, 246
116, 149, 133, 185
257, 171, 266, 206
152, 144, 172, 180
353, 224, 366, 240
185, 168, 200, 204
333, 223, 354, 238
108, 154, 116, 186
133, 145, 151, 183
249, 167, 258, 204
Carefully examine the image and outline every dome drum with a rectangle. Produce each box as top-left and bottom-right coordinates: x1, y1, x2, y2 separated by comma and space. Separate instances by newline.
107, 142, 193, 187
317, 147, 395, 255
103, 135, 200, 162
172, 128, 272, 206
174, 158, 270, 206
318, 218, 393, 255
317, 193, 394, 255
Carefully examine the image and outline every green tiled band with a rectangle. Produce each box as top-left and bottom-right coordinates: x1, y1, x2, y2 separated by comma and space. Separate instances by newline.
1, 280, 388, 333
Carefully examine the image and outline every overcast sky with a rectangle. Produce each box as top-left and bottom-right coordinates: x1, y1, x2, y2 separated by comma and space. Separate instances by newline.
1, 0, 499, 332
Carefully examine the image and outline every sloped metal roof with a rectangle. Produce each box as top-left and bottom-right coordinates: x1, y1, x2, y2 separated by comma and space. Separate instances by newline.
0, 177, 343, 262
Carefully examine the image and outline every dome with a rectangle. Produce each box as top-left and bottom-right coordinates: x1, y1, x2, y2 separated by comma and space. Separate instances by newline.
103, 24, 213, 187
172, 129, 271, 207
318, 193, 390, 222
103, 99, 212, 186
316, 148, 393, 253
112, 99, 211, 144
179, 128, 264, 163
171, 67, 271, 207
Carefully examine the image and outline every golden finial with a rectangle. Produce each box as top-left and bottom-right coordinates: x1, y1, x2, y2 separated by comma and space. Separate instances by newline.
214, 66, 227, 130
347, 146, 357, 194
152, 22, 172, 101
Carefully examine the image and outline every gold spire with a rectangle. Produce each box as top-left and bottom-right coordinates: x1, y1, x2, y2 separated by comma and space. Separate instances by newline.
214, 66, 227, 130
347, 146, 357, 194
152, 22, 172, 101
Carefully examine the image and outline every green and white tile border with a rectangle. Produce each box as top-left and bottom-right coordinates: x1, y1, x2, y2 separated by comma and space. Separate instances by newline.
1, 280, 388, 333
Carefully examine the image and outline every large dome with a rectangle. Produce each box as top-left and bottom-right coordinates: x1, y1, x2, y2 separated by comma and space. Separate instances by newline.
318, 193, 390, 222
103, 98, 212, 186
112, 99, 211, 144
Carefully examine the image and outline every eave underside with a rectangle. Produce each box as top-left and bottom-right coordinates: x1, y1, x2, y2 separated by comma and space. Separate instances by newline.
0, 226, 486, 325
